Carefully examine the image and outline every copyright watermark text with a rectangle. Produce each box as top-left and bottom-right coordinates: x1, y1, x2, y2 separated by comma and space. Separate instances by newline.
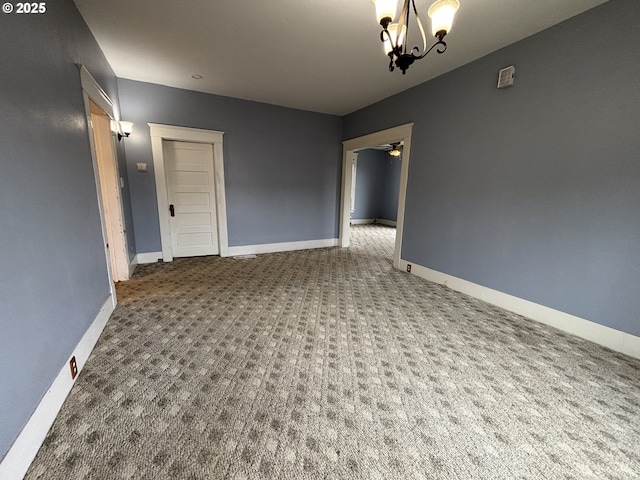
3, 2, 47, 14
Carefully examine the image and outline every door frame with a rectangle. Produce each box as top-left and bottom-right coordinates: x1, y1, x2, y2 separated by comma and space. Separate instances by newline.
80, 66, 130, 296
348, 151, 358, 214
339, 123, 414, 269
89, 103, 132, 282
149, 124, 229, 261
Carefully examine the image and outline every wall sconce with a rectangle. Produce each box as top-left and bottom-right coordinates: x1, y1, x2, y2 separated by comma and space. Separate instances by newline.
111, 120, 134, 141
118, 121, 133, 140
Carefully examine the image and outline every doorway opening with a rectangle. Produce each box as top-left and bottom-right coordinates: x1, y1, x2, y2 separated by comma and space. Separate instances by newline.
349, 145, 403, 265
80, 66, 131, 296
340, 123, 414, 270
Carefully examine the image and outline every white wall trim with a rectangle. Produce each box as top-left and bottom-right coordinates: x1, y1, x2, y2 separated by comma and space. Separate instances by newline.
400, 259, 640, 359
349, 219, 397, 226
340, 123, 413, 270
350, 219, 375, 225
212, 141, 229, 257
377, 219, 397, 227
0, 297, 114, 480
228, 238, 338, 257
128, 255, 138, 277
148, 124, 229, 261
135, 251, 163, 265
79, 66, 114, 118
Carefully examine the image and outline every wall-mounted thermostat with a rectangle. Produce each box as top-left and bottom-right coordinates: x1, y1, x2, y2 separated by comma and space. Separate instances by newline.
497, 65, 516, 89
136, 162, 148, 172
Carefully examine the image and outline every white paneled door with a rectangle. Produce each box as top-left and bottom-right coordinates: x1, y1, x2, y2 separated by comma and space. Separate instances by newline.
163, 141, 219, 257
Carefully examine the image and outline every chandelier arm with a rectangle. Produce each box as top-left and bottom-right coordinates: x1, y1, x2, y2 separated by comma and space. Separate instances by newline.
381, 28, 396, 51
395, 0, 410, 54
411, 39, 447, 60
380, 28, 397, 71
414, 10, 427, 55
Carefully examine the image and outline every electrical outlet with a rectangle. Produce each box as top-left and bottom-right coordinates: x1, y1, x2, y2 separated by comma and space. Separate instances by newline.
406, 264, 412, 273
69, 356, 78, 380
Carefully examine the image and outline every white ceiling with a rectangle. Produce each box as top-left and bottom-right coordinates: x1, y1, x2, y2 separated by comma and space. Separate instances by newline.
73, 0, 609, 116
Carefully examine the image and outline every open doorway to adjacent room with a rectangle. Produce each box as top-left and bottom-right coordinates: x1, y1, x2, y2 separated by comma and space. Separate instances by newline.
339, 123, 413, 270
348, 144, 403, 265
80, 66, 131, 292
88, 100, 130, 282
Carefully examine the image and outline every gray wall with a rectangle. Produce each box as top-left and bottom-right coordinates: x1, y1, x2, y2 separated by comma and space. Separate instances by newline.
1, 0, 637, 466
343, 0, 640, 336
0, 0, 128, 461
352, 149, 401, 222
380, 154, 402, 222
352, 149, 385, 220
118, 80, 343, 252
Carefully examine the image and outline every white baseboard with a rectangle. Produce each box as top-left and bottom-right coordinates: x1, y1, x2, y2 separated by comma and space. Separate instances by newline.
228, 238, 338, 257
377, 219, 397, 227
350, 219, 397, 227
350, 219, 375, 225
128, 255, 138, 278
135, 251, 162, 264
399, 259, 640, 360
0, 297, 115, 480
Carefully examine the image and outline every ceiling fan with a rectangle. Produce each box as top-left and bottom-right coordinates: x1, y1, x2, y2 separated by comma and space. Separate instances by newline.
388, 143, 403, 157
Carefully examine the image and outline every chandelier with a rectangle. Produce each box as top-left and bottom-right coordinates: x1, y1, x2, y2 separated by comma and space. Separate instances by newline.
372, 0, 460, 74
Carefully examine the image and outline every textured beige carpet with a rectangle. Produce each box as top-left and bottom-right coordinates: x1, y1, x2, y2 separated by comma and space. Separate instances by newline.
26, 225, 640, 479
